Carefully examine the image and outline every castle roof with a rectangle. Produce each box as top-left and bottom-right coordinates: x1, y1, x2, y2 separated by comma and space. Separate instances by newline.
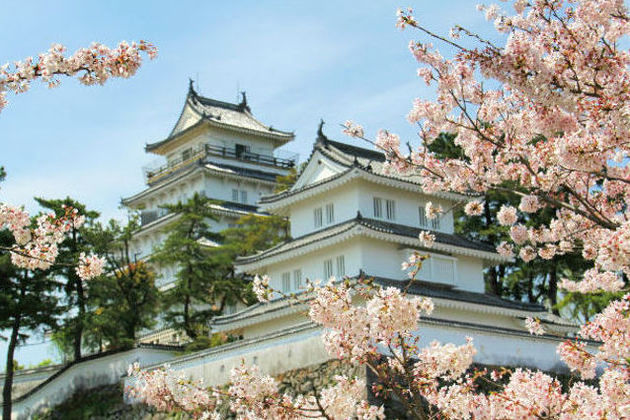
145, 82, 294, 154
210, 275, 581, 335
259, 126, 469, 210
235, 214, 506, 272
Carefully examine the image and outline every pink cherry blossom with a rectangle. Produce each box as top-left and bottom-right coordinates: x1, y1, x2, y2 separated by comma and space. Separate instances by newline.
464, 200, 484, 216
497, 205, 518, 226
525, 317, 545, 336
418, 230, 435, 248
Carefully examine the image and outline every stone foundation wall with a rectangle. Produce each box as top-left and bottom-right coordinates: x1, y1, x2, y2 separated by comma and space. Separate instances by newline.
276, 358, 366, 397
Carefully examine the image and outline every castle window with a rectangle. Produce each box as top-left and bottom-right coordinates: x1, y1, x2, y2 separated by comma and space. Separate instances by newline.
419, 206, 428, 227
235, 143, 250, 158
326, 203, 335, 224
232, 189, 239, 202
431, 217, 440, 230
336, 255, 345, 277
282, 272, 291, 293
416, 254, 456, 285
314, 207, 323, 228
293, 269, 302, 291
373, 197, 383, 218
240, 190, 248, 204
182, 148, 192, 161
323, 259, 333, 279
386, 199, 396, 220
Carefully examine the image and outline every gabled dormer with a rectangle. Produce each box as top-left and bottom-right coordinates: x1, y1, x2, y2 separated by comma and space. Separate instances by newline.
259, 124, 464, 238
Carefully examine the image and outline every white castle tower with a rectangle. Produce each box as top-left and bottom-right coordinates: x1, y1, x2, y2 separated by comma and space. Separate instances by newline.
121, 82, 296, 343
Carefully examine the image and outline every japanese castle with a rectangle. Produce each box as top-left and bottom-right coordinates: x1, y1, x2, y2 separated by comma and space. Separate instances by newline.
7, 84, 581, 418
122, 84, 574, 385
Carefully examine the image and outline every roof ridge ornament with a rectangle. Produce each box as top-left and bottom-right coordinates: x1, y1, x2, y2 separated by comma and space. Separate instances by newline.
316, 119, 329, 143
188, 78, 197, 97
238, 91, 250, 112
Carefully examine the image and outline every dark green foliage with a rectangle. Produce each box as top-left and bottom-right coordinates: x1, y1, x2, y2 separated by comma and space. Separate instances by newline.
273, 162, 307, 194
222, 213, 289, 257
179, 333, 237, 354
152, 193, 243, 340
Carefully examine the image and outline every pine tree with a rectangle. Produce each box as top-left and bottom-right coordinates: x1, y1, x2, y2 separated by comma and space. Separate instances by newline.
152, 193, 239, 340
85, 217, 159, 349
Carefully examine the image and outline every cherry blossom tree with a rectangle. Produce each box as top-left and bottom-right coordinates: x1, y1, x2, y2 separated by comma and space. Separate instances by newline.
0, 40, 155, 419
129, 1, 630, 418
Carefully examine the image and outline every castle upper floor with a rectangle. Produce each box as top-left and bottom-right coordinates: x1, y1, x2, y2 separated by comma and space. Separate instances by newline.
141, 82, 296, 187
259, 129, 467, 239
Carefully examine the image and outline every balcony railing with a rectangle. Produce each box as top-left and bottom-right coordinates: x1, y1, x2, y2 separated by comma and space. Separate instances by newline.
144, 144, 296, 185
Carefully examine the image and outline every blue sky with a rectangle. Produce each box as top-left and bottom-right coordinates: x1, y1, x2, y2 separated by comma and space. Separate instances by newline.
0, 0, 493, 366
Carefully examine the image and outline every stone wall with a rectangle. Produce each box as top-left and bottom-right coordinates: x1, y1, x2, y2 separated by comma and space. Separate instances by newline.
276, 358, 366, 397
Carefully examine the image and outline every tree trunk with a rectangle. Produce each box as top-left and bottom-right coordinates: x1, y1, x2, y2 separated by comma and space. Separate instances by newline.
2, 313, 21, 420
487, 266, 502, 296
73, 275, 85, 361
527, 271, 535, 303
183, 292, 197, 340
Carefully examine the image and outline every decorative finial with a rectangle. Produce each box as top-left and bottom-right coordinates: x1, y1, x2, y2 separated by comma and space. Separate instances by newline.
188, 78, 196, 95
353, 156, 359, 166
239, 91, 250, 111
356, 210, 363, 220
317, 119, 328, 142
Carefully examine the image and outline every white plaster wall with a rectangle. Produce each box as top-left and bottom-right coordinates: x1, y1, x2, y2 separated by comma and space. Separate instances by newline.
125, 327, 329, 393
257, 236, 485, 294
455, 255, 485, 293
126, 319, 571, 403
288, 182, 360, 238
262, 240, 363, 295
204, 175, 273, 205
356, 181, 455, 234
360, 237, 408, 280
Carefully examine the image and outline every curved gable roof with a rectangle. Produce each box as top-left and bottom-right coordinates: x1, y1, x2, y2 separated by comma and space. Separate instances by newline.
146, 84, 294, 154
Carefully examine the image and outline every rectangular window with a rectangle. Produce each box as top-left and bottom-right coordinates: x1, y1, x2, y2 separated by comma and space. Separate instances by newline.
182, 148, 192, 161
373, 197, 383, 218
386, 199, 396, 220
282, 272, 291, 293
415, 254, 456, 284
431, 217, 440, 230
314, 207, 323, 228
240, 190, 248, 204
326, 203, 335, 224
432, 256, 455, 284
323, 259, 333, 279
336, 255, 345, 277
419, 206, 428, 227
293, 269, 302, 291
232, 189, 239, 202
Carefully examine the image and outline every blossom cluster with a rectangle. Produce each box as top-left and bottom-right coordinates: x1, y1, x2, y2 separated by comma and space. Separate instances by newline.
0, 204, 104, 280
0, 41, 157, 113
128, 361, 384, 419
377, 0, 630, 296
